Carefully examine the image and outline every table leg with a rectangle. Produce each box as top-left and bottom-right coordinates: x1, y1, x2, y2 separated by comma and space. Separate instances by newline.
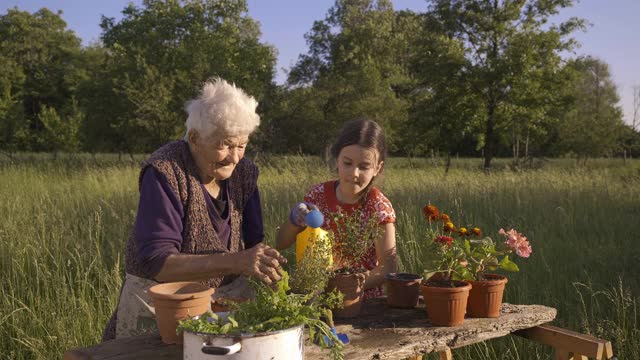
439, 348, 452, 360
554, 349, 569, 360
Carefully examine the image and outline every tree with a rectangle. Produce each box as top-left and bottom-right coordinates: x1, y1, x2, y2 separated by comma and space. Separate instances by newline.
95, 0, 276, 152
633, 85, 639, 132
285, 0, 414, 154
0, 55, 27, 157
415, 0, 585, 169
557, 56, 625, 160
407, 11, 482, 168
0, 7, 85, 151
38, 100, 82, 155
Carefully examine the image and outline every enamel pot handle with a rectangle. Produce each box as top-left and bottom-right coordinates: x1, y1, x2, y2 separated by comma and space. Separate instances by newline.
201, 341, 241, 356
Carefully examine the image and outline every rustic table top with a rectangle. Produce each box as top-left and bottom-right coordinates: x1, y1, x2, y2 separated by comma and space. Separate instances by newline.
64, 299, 556, 360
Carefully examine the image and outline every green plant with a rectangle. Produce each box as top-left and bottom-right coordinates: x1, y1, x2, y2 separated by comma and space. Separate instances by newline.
330, 208, 382, 274
178, 271, 345, 360
290, 239, 333, 295
461, 228, 530, 281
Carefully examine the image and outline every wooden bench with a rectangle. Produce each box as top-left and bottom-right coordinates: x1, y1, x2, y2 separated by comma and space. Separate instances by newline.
64, 299, 615, 359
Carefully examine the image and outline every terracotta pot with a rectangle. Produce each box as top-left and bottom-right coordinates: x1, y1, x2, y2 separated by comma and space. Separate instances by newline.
467, 274, 508, 318
385, 273, 422, 309
327, 273, 365, 318
148, 282, 214, 344
421, 280, 472, 326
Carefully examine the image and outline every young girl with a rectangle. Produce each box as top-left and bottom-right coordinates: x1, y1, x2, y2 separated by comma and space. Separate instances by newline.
276, 118, 397, 298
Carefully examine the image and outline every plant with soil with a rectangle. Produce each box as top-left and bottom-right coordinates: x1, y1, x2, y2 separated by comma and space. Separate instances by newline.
178, 271, 345, 360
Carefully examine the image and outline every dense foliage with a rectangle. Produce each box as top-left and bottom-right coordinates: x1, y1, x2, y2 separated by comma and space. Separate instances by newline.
1, 0, 638, 162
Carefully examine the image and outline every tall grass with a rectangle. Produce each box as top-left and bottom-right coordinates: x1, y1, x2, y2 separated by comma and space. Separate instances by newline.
1, 155, 639, 359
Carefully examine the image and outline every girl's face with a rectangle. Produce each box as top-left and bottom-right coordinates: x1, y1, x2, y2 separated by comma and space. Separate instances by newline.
188, 130, 248, 182
336, 145, 383, 197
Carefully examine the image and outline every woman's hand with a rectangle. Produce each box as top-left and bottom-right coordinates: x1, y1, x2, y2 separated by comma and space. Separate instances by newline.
236, 244, 287, 284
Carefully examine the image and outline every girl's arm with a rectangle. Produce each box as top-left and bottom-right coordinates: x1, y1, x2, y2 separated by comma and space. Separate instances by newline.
364, 222, 397, 290
275, 221, 305, 250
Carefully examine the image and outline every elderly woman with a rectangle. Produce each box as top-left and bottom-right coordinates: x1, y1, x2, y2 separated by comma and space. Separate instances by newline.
103, 78, 285, 340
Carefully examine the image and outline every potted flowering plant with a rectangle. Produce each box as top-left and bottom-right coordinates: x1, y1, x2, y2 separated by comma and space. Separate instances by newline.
420, 205, 473, 326
422, 204, 533, 319
326, 208, 381, 318
462, 228, 532, 317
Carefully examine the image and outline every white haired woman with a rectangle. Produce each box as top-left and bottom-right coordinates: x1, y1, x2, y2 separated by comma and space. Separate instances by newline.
102, 78, 285, 340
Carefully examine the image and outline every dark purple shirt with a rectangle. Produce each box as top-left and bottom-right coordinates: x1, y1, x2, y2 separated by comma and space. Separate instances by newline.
135, 167, 264, 278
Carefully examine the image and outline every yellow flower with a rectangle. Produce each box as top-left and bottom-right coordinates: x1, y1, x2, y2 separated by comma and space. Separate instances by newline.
458, 227, 468, 236
443, 221, 456, 233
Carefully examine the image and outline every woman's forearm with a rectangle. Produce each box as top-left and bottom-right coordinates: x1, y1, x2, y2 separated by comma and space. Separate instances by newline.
153, 252, 240, 283
153, 244, 288, 284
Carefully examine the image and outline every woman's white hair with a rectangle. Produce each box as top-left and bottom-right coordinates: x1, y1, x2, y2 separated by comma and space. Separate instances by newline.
184, 78, 260, 139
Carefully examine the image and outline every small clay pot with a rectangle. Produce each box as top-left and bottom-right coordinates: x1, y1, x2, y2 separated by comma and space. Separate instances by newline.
385, 273, 422, 309
467, 274, 508, 318
148, 282, 214, 344
327, 272, 366, 318
421, 280, 472, 327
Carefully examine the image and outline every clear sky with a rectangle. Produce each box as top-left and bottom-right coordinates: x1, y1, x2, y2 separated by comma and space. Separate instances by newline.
2, 0, 639, 125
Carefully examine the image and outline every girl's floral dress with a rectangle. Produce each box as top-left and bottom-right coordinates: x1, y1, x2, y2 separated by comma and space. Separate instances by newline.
304, 180, 396, 298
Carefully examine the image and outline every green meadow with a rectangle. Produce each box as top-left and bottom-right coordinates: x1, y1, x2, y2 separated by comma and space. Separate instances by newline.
1, 155, 639, 359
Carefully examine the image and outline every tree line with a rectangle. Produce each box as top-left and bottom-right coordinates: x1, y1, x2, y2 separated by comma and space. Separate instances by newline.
1, 0, 639, 168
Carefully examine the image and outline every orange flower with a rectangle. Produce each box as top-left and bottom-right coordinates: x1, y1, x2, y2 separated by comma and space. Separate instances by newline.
443, 221, 456, 232
439, 213, 451, 223
472, 227, 482, 236
458, 227, 469, 236
422, 204, 440, 221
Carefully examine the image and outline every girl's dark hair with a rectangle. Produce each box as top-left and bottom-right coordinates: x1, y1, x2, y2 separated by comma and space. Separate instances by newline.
330, 118, 387, 164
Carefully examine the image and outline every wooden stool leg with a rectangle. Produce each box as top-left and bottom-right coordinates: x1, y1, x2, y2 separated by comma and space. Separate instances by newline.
439, 348, 452, 360
554, 349, 570, 360
517, 325, 615, 359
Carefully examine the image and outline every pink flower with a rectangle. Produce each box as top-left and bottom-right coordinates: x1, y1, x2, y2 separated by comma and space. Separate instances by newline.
499, 228, 532, 258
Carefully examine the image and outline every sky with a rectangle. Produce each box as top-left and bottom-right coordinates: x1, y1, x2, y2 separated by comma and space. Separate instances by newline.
2, 0, 639, 126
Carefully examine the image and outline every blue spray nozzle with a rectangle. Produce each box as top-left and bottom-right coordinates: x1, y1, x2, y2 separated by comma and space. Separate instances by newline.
305, 210, 324, 228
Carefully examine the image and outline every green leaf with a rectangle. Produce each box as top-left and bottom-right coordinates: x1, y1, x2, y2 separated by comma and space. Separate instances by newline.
219, 322, 233, 334
463, 239, 471, 253
457, 266, 474, 281
499, 256, 520, 272
423, 270, 437, 280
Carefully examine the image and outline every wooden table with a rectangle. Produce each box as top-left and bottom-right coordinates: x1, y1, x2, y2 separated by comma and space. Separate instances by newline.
64, 299, 614, 359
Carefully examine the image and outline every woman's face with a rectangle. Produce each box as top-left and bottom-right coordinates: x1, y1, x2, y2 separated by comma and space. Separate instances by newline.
336, 145, 383, 197
188, 130, 248, 182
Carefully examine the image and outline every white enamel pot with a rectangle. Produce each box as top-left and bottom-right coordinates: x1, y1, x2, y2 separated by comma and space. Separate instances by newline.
183, 324, 304, 360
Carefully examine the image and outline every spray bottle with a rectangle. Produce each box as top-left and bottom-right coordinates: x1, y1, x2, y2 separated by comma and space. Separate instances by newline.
295, 210, 333, 266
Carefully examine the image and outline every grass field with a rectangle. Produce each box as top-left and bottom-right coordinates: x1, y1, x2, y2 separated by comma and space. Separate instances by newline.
1, 154, 639, 359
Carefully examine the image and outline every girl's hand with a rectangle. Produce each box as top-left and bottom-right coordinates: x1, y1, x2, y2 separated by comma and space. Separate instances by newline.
237, 244, 287, 284
356, 271, 370, 286
289, 202, 320, 227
